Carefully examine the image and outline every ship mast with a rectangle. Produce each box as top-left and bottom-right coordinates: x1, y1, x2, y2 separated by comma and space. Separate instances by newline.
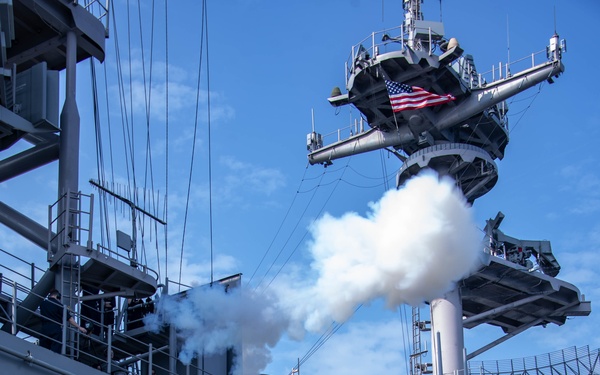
403, 0, 423, 48
306, 1, 584, 375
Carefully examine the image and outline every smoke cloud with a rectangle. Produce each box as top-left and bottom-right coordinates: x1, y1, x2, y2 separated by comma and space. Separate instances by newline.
146, 172, 483, 374
145, 285, 289, 375
299, 171, 483, 331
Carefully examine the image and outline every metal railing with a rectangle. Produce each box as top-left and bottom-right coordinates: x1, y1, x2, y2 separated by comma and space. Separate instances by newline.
0, 275, 83, 352
468, 346, 600, 375
345, 24, 445, 86
0, 272, 208, 375
48, 191, 95, 254
315, 116, 369, 148
82, 0, 110, 37
344, 23, 552, 91
0, 247, 45, 291
460, 49, 550, 90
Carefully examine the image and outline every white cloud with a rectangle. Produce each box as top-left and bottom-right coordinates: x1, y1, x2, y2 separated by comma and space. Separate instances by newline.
558, 163, 600, 214
220, 156, 287, 196
104, 55, 235, 127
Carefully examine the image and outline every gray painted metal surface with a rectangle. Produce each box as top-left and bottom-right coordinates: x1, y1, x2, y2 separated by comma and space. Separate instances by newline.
306, 1, 589, 375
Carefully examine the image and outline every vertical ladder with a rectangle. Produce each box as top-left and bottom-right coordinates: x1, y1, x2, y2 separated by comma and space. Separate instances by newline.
411, 306, 432, 375
50, 190, 92, 358
60, 252, 81, 358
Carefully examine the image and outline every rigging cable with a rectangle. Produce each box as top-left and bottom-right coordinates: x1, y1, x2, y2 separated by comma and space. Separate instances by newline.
126, 0, 138, 205
113, 0, 135, 231
94, 0, 125, 250
251, 165, 330, 293
138, 0, 156, 272
204, 0, 215, 284
103, 56, 118, 250
290, 304, 363, 374
90, 58, 109, 247
178, 0, 209, 289
111, 0, 129, 234
506, 81, 545, 135
135, 0, 163, 279
379, 149, 390, 191
246, 163, 311, 288
263, 155, 354, 292
163, 0, 170, 282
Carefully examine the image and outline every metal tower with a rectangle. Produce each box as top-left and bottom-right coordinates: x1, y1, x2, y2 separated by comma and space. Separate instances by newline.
306, 1, 588, 374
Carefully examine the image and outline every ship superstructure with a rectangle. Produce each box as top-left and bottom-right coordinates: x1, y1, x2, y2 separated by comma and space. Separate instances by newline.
0, 1, 594, 374
307, 0, 565, 202
306, 1, 591, 374
0, 1, 236, 374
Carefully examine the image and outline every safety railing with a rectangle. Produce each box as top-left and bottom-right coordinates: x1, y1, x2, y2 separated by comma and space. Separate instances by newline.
48, 191, 94, 254
94, 243, 160, 285
461, 49, 550, 90
0, 272, 196, 375
314, 116, 369, 150
344, 24, 448, 84
468, 345, 600, 375
82, 0, 110, 37
0, 247, 45, 291
0, 269, 226, 374
78, 303, 214, 375
0, 275, 84, 354
342, 19, 557, 93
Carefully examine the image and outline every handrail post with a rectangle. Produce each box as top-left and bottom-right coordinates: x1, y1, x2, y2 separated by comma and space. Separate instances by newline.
107, 325, 113, 373
47, 204, 51, 253
401, 24, 404, 50
371, 32, 375, 58
148, 343, 153, 375
64, 190, 71, 245
11, 281, 17, 335
100, 297, 105, 338
61, 304, 67, 355
429, 27, 432, 55
88, 193, 94, 249
30, 262, 35, 290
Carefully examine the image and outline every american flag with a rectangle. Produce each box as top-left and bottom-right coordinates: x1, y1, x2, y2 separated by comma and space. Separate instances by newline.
385, 80, 455, 113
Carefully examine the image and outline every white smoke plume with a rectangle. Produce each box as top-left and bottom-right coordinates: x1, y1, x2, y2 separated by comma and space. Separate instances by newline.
145, 172, 483, 374
297, 171, 483, 331
145, 285, 289, 375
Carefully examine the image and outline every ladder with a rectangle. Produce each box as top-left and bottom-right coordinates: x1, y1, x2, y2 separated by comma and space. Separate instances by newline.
50, 190, 94, 358
411, 306, 432, 375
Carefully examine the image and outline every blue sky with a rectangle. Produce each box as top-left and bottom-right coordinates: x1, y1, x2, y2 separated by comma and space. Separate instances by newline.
1, 0, 599, 374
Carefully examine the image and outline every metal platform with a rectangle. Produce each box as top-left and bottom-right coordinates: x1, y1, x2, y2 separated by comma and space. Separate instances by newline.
461, 252, 590, 361
7, 0, 106, 72
80, 251, 158, 298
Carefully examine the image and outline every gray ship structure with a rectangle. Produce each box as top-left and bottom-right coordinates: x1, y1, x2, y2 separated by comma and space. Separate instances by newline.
0, 1, 236, 374
306, 1, 593, 374
0, 0, 595, 375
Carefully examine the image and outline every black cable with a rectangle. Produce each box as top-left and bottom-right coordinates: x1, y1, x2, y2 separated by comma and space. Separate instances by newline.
178, 0, 208, 289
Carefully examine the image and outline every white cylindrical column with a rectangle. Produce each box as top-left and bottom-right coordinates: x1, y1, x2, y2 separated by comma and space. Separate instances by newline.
430, 286, 465, 375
